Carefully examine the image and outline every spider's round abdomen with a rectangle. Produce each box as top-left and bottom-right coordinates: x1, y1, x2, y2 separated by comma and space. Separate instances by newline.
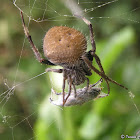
43, 26, 87, 65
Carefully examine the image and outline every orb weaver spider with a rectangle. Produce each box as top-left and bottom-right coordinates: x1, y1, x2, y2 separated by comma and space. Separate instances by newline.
20, 11, 128, 106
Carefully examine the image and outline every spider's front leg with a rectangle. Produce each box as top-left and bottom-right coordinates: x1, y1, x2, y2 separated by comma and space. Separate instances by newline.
77, 15, 110, 93
78, 15, 128, 92
20, 11, 54, 66
92, 53, 110, 94
82, 56, 128, 90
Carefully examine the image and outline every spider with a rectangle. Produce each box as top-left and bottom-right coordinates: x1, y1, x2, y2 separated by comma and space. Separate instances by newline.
20, 11, 128, 106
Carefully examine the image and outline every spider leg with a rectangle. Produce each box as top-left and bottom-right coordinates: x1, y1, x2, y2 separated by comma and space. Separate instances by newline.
46, 68, 63, 73
20, 11, 54, 65
92, 54, 110, 94
91, 78, 103, 87
74, 15, 96, 53
82, 56, 128, 90
81, 16, 110, 93
63, 76, 72, 106
78, 15, 128, 92
62, 71, 67, 106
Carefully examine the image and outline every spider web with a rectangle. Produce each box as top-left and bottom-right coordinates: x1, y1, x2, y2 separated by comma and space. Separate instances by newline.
0, 0, 140, 139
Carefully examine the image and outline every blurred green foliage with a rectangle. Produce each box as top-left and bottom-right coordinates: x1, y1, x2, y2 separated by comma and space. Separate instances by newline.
0, 0, 140, 140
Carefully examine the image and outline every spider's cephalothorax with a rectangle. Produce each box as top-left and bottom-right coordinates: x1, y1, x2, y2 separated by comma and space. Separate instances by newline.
62, 58, 92, 86
20, 11, 128, 106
